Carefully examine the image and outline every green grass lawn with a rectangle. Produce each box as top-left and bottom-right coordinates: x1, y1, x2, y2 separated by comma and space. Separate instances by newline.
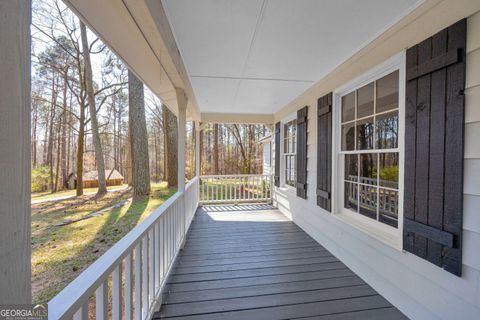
31, 182, 176, 304
31, 184, 129, 201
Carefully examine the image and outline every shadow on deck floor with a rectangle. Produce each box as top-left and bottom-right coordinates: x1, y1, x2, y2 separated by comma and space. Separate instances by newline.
153, 205, 407, 320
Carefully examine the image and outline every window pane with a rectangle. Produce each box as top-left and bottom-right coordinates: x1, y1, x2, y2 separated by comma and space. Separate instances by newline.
291, 131, 296, 151
359, 154, 377, 185
341, 122, 355, 151
285, 155, 296, 187
376, 111, 398, 149
342, 92, 355, 123
344, 182, 358, 212
357, 82, 374, 118
379, 153, 399, 189
378, 188, 398, 228
358, 185, 378, 220
345, 154, 358, 182
356, 117, 374, 150
376, 71, 399, 113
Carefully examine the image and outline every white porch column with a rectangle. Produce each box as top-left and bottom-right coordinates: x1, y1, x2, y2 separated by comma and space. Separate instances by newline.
176, 88, 187, 192
195, 122, 201, 177
0, 0, 32, 303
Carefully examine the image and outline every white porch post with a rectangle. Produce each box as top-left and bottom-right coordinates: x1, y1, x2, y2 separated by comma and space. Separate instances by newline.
195, 123, 201, 177
176, 88, 187, 193
0, 0, 32, 303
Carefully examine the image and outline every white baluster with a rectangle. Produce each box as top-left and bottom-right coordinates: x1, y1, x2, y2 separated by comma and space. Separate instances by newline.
154, 222, 160, 292
124, 253, 133, 320
112, 264, 122, 320
142, 236, 148, 319
134, 244, 142, 320
234, 177, 237, 201
160, 218, 165, 281
148, 229, 154, 304
96, 280, 108, 320
73, 303, 88, 320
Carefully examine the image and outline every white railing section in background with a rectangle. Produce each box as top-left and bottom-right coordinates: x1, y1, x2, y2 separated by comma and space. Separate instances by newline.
199, 174, 272, 204
48, 177, 199, 320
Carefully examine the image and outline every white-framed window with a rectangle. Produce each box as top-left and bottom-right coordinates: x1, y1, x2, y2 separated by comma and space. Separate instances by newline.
283, 119, 296, 187
333, 52, 405, 245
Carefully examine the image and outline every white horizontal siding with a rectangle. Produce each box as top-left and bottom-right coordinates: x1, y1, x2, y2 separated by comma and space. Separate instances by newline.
467, 10, 480, 53
466, 48, 480, 88
464, 159, 480, 195
462, 12, 480, 310
465, 85, 480, 123
463, 231, 480, 270
464, 194, 480, 233
465, 122, 480, 158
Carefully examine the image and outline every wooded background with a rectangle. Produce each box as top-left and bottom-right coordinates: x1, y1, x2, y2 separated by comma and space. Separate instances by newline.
31, 0, 270, 196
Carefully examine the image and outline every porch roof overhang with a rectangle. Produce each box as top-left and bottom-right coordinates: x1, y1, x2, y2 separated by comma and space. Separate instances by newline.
63, 0, 424, 124
63, 0, 201, 120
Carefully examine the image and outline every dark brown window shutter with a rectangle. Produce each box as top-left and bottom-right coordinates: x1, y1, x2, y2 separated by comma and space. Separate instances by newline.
403, 19, 466, 276
274, 122, 281, 187
296, 106, 308, 199
316, 93, 332, 211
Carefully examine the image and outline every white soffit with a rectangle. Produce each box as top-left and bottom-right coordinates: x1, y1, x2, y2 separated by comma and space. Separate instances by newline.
162, 0, 422, 115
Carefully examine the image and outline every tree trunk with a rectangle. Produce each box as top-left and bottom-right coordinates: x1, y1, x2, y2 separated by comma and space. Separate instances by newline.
54, 120, 61, 192
162, 104, 178, 187
42, 105, 50, 165
31, 100, 38, 168
128, 70, 150, 196
60, 76, 68, 189
48, 76, 57, 192
76, 103, 85, 196
80, 21, 107, 196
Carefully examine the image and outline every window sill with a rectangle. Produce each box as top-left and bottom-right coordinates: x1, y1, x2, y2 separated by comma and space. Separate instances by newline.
334, 210, 402, 251
276, 184, 296, 193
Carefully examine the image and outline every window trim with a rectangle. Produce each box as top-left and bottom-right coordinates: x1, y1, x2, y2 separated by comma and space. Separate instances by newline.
280, 112, 297, 190
331, 51, 406, 250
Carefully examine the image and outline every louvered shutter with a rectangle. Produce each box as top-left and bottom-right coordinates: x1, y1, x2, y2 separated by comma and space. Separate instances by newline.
296, 106, 308, 199
403, 19, 466, 276
316, 93, 332, 211
274, 122, 281, 187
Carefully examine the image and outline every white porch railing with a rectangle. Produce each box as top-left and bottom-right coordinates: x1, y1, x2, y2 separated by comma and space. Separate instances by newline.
48, 177, 199, 320
346, 176, 398, 218
199, 174, 272, 204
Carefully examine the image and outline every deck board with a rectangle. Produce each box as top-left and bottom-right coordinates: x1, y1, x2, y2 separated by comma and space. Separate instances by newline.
153, 205, 408, 320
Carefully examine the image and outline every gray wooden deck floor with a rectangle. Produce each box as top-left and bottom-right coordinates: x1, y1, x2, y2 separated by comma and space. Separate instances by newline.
153, 205, 407, 320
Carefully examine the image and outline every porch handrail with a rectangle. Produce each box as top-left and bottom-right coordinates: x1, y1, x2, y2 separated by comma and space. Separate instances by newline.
48, 177, 199, 320
199, 174, 272, 204
200, 174, 272, 178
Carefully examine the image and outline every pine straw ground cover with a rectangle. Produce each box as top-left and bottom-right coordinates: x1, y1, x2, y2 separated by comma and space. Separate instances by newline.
31, 182, 176, 304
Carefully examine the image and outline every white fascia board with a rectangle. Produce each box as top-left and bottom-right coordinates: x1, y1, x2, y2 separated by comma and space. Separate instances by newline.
201, 112, 274, 124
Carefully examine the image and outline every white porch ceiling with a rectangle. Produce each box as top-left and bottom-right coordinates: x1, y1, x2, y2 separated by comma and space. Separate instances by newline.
162, 0, 421, 116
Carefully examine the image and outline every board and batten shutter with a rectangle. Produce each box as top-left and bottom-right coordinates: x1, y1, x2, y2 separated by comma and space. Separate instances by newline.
316, 93, 332, 211
403, 19, 466, 276
296, 106, 308, 199
274, 122, 281, 187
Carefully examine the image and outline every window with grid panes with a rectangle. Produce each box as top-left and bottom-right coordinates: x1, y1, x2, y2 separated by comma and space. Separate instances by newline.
284, 119, 296, 187
341, 70, 400, 228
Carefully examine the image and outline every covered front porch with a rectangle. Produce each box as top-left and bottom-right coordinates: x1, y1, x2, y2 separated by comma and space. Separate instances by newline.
154, 205, 405, 320
47, 180, 406, 319
2, 0, 479, 319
